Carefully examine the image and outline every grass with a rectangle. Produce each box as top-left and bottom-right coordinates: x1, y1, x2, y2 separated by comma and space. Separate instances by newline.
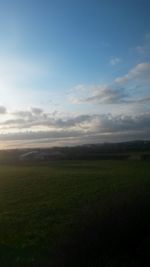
0, 160, 150, 266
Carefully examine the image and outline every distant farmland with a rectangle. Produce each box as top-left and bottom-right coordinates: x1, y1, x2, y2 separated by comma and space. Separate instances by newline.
0, 160, 150, 266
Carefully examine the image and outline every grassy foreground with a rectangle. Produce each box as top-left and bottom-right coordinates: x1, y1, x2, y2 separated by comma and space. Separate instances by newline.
0, 160, 150, 266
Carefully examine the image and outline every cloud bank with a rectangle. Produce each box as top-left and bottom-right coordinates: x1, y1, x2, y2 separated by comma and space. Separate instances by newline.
0, 106, 149, 148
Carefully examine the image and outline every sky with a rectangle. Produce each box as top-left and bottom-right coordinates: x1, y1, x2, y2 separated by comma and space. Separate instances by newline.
0, 0, 150, 149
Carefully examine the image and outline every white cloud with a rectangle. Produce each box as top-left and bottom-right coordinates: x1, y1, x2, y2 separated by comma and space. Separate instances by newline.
115, 62, 150, 84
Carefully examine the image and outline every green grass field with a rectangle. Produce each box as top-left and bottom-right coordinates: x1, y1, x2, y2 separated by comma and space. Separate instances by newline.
0, 160, 150, 266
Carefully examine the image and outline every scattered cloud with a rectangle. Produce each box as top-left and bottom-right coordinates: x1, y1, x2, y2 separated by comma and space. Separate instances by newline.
115, 62, 150, 84
80, 85, 127, 104
110, 57, 121, 66
70, 62, 150, 106
136, 96, 150, 104
0, 108, 93, 131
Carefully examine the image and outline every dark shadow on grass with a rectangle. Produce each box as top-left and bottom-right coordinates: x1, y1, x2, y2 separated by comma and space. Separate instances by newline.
56, 194, 150, 267
1, 193, 150, 267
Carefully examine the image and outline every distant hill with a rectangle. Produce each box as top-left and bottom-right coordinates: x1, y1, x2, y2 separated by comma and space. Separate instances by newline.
0, 140, 150, 162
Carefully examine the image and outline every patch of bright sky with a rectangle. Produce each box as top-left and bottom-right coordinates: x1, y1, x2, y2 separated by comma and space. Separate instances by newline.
0, 0, 149, 113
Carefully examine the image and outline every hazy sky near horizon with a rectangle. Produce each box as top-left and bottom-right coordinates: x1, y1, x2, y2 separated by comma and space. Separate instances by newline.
0, 0, 150, 148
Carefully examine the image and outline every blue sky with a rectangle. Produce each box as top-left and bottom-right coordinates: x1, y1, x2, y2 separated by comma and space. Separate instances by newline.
0, 0, 150, 148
